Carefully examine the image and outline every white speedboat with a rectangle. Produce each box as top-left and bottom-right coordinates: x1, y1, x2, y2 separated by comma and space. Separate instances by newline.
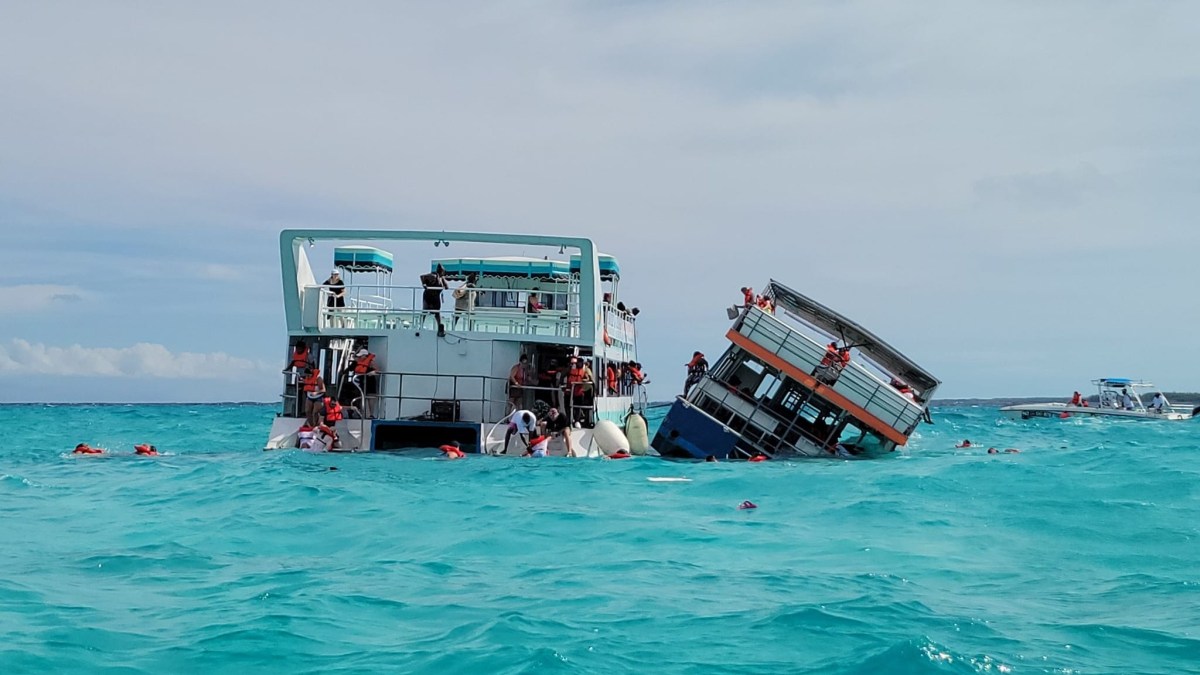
264, 230, 649, 456
1000, 378, 1200, 421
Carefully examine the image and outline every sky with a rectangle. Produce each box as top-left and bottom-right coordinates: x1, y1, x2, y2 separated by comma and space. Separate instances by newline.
2, 1, 1198, 403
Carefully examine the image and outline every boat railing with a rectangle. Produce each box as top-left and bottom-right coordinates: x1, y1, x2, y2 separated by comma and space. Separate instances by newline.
349, 372, 600, 427
305, 284, 582, 337
736, 308, 925, 433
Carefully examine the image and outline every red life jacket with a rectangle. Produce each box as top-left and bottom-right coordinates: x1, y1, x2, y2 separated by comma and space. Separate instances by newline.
353, 353, 376, 374
819, 345, 838, 368
439, 444, 465, 458
290, 344, 309, 370
323, 398, 343, 422
303, 370, 322, 392
629, 366, 644, 383
742, 288, 754, 306
566, 366, 584, 384
607, 365, 618, 392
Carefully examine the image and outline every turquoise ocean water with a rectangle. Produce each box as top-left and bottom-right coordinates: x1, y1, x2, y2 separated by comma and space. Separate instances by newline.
1, 403, 1197, 674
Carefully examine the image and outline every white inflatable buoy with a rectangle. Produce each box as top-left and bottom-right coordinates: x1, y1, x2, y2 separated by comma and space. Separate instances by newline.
592, 419, 629, 455
625, 412, 650, 456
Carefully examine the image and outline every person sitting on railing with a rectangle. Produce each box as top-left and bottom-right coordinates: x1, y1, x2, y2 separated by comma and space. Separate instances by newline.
540, 407, 576, 457
740, 287, 754, 308
815, 343, 850, 384
504, 410, 538, 455
420, 264, 448, 336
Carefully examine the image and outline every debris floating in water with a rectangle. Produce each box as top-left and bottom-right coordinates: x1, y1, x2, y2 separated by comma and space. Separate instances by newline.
738, 500, 757, 510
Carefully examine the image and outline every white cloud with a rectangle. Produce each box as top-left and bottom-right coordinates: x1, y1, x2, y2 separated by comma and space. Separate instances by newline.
0, 339, 273, 379
0, 285, 91, 312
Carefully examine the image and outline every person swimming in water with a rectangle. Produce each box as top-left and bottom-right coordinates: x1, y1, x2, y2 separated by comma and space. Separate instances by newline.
955, 439, 973, 448
439, 441, 466, 459
134, 444, 159, 456
73, 443, 104, 455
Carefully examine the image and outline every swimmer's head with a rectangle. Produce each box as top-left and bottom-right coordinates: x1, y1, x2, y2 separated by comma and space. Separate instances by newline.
987, 448, 998, 454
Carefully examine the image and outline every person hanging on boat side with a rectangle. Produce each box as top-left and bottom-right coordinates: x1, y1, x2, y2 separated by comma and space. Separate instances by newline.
503, 410, 537, 455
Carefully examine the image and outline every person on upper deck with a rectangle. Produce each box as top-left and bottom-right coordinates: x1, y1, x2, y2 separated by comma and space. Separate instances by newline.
323, 270, 346, 308
525, 292, 544, 314
452, 273, 478, 329
420, 264, 448, 335
740, 287, 754, 308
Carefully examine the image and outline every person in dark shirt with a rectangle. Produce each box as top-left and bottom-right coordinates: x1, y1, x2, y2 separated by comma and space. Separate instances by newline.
540, 406, 576, 457
323, 270, 346, 307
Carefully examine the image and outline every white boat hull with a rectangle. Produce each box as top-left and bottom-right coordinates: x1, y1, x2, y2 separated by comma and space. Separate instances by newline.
1000, 402, 1195, 421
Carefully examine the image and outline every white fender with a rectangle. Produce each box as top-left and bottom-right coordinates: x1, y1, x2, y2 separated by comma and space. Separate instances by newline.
625, 412, 650, 456
592, 419, 629, 455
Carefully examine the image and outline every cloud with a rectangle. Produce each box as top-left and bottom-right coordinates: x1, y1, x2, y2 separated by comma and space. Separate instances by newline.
0, 285, 92, 312
0, 339, 273, 379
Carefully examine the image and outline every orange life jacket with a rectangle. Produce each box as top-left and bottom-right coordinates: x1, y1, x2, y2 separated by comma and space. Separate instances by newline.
819, 345, 838, 368
607, 365, 618, 392
629, 366, 644, 383
566, 366, 585, 384
742, 288, 754, 306
290, 345, 309, 370
303, 370, 322, 393
353, 353, 376, 374
323, 398, 343, 422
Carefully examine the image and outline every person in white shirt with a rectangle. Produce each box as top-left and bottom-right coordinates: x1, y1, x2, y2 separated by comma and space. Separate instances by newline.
1121, 389, 1135, 410
1150, 392, 1167, 412
503, 410, 537, 454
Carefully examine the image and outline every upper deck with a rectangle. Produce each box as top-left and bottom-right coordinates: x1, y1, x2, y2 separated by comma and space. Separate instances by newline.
718, 280, 940, 443
280, 229, 636, 356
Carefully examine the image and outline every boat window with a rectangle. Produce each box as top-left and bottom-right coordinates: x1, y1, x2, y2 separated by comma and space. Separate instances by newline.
478, 290, 521, 308
754, 371, 782, 400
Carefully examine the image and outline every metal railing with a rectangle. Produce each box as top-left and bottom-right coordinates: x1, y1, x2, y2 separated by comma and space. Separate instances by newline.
308, 283, 586, 337
736, 308, 925, 433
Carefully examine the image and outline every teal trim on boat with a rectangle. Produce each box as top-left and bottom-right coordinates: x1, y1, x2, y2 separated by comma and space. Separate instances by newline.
334, 246, 394, 272
432, 257, 570, 278
569, 254, 620, 279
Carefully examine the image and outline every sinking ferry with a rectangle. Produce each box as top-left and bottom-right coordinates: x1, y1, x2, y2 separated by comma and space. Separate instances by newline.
264, 230, 649, 456
651, 280, 940, 460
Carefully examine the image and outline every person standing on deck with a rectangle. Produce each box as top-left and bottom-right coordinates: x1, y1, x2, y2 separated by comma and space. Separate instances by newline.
508, 355, 529, 411
303, 366, 326, 427
420, 264, 448, 336
683, 351, 708, 397
452, 273, 477, 330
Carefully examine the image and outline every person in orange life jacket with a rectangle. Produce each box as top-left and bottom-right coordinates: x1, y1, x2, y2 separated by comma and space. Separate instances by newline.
564, 357, 589, 401
134, 444, 159, 456
683, 351, 708, 397
819, 342, 839, 368
606, 362, 619, 395
348, 347, 378, 418
439, 441, 466, 459
323, 397, 344, 426
1070, 391, 1082, 406
311, 424, 338, 452
740, 287, 754, 308
302, 366, 326, 427
283, 341, 310, 374
73, 443, 104, 455
297, 424, 316, 449
523, 435, 551, 457
755, 294, 774, 314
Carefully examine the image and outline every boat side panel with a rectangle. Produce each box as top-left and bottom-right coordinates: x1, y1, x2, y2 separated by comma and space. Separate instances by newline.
651, 399, 739, 460
726, 330, 910, 446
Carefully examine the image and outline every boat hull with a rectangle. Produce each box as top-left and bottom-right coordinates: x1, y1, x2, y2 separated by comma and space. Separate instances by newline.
999, 403, 1194, 421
